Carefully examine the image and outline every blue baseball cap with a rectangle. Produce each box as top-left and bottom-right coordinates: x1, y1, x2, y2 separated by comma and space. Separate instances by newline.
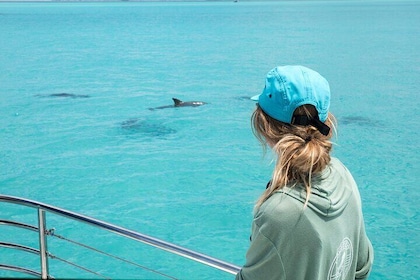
252, 65, 330, 124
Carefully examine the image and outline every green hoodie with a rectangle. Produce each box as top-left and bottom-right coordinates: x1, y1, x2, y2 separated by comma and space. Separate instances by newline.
236, 157, 374, 280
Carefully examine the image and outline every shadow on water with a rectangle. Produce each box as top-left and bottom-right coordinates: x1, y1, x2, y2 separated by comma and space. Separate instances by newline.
119, 118, 177, 138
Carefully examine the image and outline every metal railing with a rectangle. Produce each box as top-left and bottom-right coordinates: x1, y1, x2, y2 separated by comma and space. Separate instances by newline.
0, 194, 241, 279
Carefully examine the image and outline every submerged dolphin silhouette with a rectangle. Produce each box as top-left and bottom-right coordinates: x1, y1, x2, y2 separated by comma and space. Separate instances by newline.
50, 93, 90, 98
36, 93, 90, 98
339, 116, 378, 127
120, 118, 176, 137
149, 98, 207, 110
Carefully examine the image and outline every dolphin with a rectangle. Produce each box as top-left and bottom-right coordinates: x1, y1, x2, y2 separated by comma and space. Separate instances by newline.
49, 93, 90, 98
339, 116, 374, 126
36, 93, 90, 98
120, 118, 176, 137
149, 98, 207, 110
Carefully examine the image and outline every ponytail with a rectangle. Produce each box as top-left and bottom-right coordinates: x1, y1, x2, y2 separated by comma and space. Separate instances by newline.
252, 104, 336, 209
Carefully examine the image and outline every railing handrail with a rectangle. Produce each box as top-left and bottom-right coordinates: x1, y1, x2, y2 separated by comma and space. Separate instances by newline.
0, 194, 241, 276
0, 264, 41, 278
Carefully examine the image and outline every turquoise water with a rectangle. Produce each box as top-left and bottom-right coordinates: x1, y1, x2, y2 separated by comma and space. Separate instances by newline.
0, 1, 419, 279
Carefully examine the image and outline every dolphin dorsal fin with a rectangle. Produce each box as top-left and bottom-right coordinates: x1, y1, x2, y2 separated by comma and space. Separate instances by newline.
173, 98, 183, 106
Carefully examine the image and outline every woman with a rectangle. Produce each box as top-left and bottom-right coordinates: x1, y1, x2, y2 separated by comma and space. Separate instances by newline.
236, 65, 374, 280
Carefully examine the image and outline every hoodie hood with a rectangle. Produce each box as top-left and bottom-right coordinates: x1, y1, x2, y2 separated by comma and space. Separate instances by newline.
280, 158, 355, 217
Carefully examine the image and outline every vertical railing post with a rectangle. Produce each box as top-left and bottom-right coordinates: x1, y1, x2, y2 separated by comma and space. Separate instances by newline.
37, 208, 49, 279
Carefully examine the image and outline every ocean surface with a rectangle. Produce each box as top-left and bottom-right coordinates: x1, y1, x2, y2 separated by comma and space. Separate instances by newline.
0, 1, 419, 279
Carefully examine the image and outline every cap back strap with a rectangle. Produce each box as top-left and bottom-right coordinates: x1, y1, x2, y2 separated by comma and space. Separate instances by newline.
291, 115, 331, 136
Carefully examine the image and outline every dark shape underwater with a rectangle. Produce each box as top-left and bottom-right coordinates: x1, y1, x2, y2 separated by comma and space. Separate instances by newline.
120, 118, 176, 137
37, 93, 90, 98
339, 116, 375, 126
149, 98, 207, 110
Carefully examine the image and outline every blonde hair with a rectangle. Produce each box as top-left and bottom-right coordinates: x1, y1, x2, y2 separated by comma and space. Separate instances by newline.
252, 104, 336, 209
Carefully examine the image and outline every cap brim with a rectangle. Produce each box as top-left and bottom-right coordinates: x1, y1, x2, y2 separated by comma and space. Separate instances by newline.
251, 94, 260, 101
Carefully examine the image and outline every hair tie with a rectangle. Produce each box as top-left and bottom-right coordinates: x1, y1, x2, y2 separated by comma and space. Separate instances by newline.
305, 136, 312, 143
